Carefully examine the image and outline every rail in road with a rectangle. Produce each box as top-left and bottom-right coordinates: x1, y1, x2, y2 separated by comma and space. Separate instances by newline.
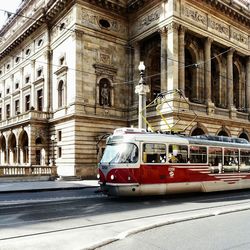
1, 190, 250, 250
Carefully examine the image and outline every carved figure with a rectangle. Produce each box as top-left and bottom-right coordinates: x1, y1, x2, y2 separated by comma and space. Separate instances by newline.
101, 83, 110, 106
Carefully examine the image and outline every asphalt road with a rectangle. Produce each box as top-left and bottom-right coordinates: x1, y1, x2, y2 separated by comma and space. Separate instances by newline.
1, 188, 250, 250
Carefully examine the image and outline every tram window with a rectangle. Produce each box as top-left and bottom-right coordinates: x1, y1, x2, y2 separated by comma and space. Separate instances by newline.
143, 143, 166, 164
189, 146, 207, 163
208, 147, 222, 166
223, 148, 239, 172
239, 149, 250, 172
168, 144, 188, 163
100, 143, 138, 164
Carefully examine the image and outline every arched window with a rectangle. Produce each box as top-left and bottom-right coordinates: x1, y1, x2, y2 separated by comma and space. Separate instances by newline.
9, 133, 17, 164
217, 130, 229, 137
58, 80, 64, 108
239, 132, 249, 141
191, 128, 205, 136
99, 78, 111, 106
19, 130, 29, 164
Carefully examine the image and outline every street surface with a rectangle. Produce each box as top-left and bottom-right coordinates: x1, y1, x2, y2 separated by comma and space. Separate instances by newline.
97, 209, 250, 250
1, 188, 250, 249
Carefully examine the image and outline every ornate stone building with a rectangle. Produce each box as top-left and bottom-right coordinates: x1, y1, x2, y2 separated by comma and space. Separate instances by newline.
0, 0, 249, 179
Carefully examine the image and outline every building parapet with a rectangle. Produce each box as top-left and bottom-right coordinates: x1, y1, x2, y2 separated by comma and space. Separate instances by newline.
0, 110, 50, 129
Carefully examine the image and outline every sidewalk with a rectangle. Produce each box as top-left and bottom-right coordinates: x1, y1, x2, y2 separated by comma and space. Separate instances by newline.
0, 180, 99, 193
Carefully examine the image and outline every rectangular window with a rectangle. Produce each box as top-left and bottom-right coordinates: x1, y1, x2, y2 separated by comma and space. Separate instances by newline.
240, 149, 250, 172
58, 130, 62, 141
37, 68, 43, 78
223, 148, 239, 172
6, 104, 10, 119
58, 147, 62, 158
143, 143, 166, 164
15, 99, 20, 114
25, 76, 30, 84
25, 95, 30, 111
37, 89, 43, 111
168, 144, 188, 163
6, 88, 10, 94
0, 108, 2, 120
189, 145, 207, 163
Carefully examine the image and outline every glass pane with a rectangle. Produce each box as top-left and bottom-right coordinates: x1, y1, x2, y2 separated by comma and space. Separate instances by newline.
168, 144, 188, 163
190, 146, 207, 163
143, 143, 166, 163
100, 143, 138, 164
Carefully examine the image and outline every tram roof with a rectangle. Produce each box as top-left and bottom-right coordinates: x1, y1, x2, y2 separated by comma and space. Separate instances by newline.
110, 128, 250, 148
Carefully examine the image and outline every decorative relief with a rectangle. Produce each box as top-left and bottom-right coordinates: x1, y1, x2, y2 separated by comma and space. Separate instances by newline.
208, 17, 229, 39
81, 8, 127, 35
230, 27, 248, 48
51, 12, 73, 40
100, 53, 111, 65
182, 5, 207, 28
130, 8, 161, 36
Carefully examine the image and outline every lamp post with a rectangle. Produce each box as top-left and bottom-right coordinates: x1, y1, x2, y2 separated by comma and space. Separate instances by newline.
135, 61, 150, 129
51, 135, 55, 166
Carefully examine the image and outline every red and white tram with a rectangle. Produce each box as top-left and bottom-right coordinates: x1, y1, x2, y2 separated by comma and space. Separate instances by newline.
98, 127, 250, 196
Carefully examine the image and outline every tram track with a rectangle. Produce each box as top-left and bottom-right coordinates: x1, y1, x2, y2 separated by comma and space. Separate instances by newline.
1, 191, 250, 242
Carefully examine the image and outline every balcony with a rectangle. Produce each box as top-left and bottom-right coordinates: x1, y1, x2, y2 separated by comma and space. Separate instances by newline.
0, 110, 50, 129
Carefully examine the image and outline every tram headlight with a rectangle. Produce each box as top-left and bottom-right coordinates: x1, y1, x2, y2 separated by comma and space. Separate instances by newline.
110, 174, 115, 180
97, 174, 100, 179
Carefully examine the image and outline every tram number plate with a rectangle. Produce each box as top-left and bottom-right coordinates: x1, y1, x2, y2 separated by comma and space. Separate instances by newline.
102, 165, 108, 170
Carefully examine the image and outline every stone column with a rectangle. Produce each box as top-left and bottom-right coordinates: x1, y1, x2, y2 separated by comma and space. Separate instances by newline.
31, 60, 35, 108
167, 22, 179, 91
133, 42, 140, 105
246, 56, 250, 113
179, 25, 185, 92
19, 68, 23, 113
204, 37, 213, 104
43, 50, 51, 112
227, 49, 235, 110
159, 27, 168, 92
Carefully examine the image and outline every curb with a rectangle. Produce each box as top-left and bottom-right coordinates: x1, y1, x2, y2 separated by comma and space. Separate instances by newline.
82, 204, 250, 250
0, 185, 99, 194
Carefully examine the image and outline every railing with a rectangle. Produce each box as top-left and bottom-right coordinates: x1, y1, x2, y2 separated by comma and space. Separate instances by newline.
0, 110, 50, 128
0, 165, 57, 177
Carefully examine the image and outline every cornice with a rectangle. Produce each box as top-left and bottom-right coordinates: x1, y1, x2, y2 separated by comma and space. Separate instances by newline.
203, 0, 250, 27
0, 0, 70, 60
87, 0, 126, 14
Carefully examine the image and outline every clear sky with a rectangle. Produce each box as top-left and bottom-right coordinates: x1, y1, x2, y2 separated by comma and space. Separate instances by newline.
0, 1, 22, 28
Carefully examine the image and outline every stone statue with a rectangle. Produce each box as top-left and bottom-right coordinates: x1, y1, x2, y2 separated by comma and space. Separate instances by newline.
101, 83, 110, 106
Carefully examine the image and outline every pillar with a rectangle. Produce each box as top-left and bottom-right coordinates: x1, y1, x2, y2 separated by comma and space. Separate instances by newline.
227, 49, 234, 109
246, 56, 250, 113
204, 37, 213, 104
167, 22, 179, 91
159, 27, 168, 92
179, 25, 186, 92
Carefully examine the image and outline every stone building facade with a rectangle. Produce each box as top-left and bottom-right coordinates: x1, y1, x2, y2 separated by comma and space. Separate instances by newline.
0, 0, 249, 179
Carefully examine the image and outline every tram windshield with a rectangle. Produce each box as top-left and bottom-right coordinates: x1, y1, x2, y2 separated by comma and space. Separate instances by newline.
100, 143, 138, 164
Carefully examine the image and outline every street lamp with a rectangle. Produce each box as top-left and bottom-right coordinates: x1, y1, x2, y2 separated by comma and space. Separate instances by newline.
135, 61, 150, 129
51, 135, 55, 166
